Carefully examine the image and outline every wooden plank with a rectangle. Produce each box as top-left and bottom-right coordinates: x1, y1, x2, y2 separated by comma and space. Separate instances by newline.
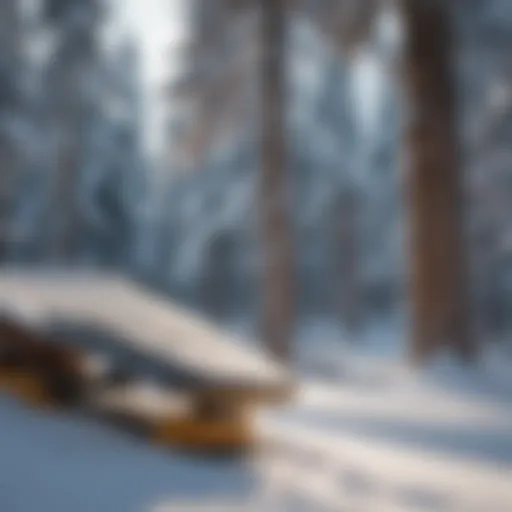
0, 317, 87, 405
89, 383, 192, 424
87, 382, 254, 452
0, 271, 292, 400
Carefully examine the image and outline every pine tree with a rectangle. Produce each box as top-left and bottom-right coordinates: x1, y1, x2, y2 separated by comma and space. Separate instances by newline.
400, 0, 475, 361
45, 0, 101, 262
0, 0, 22, 258
258, 0, 295, 361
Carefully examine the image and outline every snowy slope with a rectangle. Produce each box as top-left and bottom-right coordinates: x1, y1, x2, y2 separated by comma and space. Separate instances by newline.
0, 395, 257, 512
256, 366, 512, 511
3, 347, 512, 512
1, 308, 512, 511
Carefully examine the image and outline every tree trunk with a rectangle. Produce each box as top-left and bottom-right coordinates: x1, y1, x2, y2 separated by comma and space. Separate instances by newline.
333, 188, 362, 336
53, 114, 80, 262
0, 0, 21, 260
47, 2, 97, 264
259, 0, 294, 361
202, 232, 235, 321
400, 0, 475, 362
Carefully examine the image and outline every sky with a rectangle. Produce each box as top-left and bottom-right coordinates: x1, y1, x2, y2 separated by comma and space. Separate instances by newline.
110, 0, 189, 157
122, 0, 188, 86
110, 0, 391, 159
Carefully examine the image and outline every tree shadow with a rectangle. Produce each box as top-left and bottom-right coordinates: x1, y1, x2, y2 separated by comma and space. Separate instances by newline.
278, 410, 512, 466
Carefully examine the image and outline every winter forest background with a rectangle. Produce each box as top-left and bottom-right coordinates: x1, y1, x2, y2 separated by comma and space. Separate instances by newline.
2, 0, 512, 362
3, 1, 512, 511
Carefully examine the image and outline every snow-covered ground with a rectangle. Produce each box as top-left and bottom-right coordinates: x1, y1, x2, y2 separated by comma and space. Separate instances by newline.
1, 315, 512, 511
255, 318, 512, 511
258, 371, 512, 511
0, 394, 259, 512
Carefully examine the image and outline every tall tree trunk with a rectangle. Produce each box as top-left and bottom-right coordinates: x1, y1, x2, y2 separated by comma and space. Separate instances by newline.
53, 112, 81, 263
259, 0, 294, 361
0, 0, 21, 260
202, 232, 235, 322
400, 0, 474, 362
333, 187, 362, 336
47, 1, 97, 264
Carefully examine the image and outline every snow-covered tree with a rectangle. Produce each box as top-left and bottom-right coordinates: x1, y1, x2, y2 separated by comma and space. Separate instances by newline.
0, 0, 24, 258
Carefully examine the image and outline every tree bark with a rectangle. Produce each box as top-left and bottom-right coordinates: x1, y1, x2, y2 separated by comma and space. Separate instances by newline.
0, 0, 21, 260
202, 232, 235, 321
259, 0, 294, 361
53, 114, 81, 262
333, 188, 362, 336
48, 2, 97, 263
400, 0, 475, 362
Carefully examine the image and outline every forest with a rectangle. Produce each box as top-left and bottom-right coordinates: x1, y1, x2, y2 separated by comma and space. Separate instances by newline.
2, 0, 512, 362
1, 1, 512, 510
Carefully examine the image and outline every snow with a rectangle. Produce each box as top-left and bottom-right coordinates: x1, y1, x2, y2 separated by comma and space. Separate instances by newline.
255, 318, 512, 510
256, 357, 512, 510
0, 394, 258, 512
0, 272, 289, 389
1, 314, 512, 511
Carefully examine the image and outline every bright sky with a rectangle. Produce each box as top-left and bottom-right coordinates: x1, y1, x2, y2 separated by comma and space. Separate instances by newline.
122, 0, 188, 85
110, 0, 189, 157
108, 1, 394, 160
